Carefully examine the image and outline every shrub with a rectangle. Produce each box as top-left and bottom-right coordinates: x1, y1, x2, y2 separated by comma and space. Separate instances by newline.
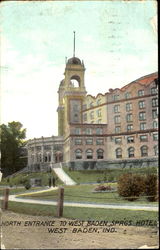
24, 181, 31, 190
95, 185, 113, 191
145, 174, 157, 202
117, 173, 145, 201
97, 178, 101, 183
108, 175, 115, 182
103, 175, 107, 182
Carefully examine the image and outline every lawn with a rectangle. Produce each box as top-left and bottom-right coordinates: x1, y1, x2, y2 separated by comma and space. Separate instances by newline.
0, 187, 47, 196
18, 184, 158, 205
63, 166, 157, 184
2, 201, 158, 226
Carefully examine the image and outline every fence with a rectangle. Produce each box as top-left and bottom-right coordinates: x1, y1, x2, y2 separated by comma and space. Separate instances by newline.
1, 186, 158, 218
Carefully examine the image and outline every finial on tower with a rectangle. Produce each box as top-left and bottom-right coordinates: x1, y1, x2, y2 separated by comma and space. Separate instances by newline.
73, 31, 76, 57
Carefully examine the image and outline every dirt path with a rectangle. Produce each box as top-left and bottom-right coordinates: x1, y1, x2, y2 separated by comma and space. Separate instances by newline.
1, 211, 159, 249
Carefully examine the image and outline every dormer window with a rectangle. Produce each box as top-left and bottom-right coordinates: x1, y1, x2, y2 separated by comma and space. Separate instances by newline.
138, 90, 144, 96
97, 99, 101, 105
125, 92, 131, 99
113, 95, 120, 101
90, 102, 94, 108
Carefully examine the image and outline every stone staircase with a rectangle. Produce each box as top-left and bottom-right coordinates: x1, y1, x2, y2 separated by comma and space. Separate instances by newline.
51, 163, 76, 185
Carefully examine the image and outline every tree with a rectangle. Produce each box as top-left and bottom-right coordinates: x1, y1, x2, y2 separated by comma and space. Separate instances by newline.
0, 121, 27, 177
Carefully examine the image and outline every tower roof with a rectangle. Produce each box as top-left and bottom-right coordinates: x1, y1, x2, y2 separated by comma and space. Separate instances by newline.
67, 57, 82, 65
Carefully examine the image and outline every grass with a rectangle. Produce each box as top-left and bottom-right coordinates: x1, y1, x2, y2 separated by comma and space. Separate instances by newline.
63, 166, 158, 184
2, 201, 158, 226
0, 187, 47, 196
18, 184, 158, 205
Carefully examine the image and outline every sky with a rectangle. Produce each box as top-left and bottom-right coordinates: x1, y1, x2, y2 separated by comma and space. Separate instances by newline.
0, 0, 158, 139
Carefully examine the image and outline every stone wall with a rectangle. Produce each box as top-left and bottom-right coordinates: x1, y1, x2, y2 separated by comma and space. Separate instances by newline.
62, 157, 158, 171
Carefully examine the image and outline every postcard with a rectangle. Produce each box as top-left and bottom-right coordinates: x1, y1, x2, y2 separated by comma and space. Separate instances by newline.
0, 0, 158, 249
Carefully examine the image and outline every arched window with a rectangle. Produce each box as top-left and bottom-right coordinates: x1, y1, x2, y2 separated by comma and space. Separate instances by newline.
116, 148, 122, 158
86, 149, 93, 159
97, 149, 104, 159
44, 155, 48, 162
70, 75, 80, 87
154, 145, 158, 156
153, 121, 158, 129
37, 153, 42, 163
75, 149, 82, 159
48, 153, 51, 162
128, 147, 135, 158
141, 146, 148, 157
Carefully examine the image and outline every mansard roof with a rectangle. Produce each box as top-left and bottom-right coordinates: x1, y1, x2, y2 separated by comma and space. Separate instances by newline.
121, 72, 158, 91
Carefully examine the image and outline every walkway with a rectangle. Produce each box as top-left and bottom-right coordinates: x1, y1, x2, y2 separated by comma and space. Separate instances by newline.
52, 163, 76, 185
7, 194, 158, 212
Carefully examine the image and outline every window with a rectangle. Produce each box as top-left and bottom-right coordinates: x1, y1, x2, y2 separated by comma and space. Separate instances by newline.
73, 104, 79, 111
153, 121, 158, 129
125, 92, 131, 99
96, 139, 104, 145
44, 145, 51, 150
126, 103, 132, 112
115, 126, 121, 133
90, 111, 94, 119
75, 139, 82, 145
128, 147, 135, 158
74, 113, 78, 122
152, 98, 158, 107
114, 115, 121, 124
86, 149, 93, 159
151, 87, 157, 94
97, 109, 102, 117
83, 113, 87, 122
114, 105, 120, 113
97, 149, 104, 159
97, 119, 102, 124
139, 100, 145, 109
126, 113, 133, 122
85, 128, 92, 135
86, 139, 93, 145
37, 153, 42, 162
152, 109, 158, 119
75, 128, 81, 135
96, 128, 103, 135
141, 146, 148, 157
97, 99, 101, 105
153, 133, 158, 141
82, 104, 87, 110
140, 123, 146, 130
113, 95, 119, 101
139, 112, 146, 121
140, 135, 148, 142
115, 137, 122, 144
116, 148, 122, 158
154, 145, 158, 156
75, 149, 82, 159
44, 155, 48, 162
127, 136, 134, 143
90, 102, 94, 108
36, 146, 41, 150
48, 154, 51, 162
127, 124, 133, 131
138, 90, 144, 96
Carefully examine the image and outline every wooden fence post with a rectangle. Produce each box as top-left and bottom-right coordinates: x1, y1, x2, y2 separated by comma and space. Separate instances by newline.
2, 188, 10, 210
57, 187, 64, 217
